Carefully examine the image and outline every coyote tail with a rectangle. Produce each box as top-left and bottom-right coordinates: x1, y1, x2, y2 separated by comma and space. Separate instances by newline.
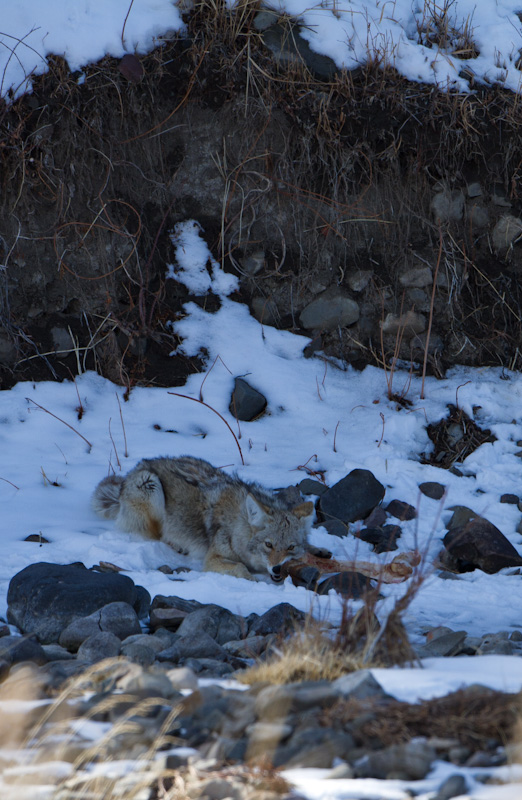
92, 474, 124, 519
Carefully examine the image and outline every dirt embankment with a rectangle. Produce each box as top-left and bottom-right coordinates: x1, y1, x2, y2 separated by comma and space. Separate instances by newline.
1, 2, 522, 390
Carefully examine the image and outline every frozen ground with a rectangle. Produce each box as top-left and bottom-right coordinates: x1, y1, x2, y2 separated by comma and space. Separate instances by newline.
1, 223, 522, 798
2, 0, 522, 98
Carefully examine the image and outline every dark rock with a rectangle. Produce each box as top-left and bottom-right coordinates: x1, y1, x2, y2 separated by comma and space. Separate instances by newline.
0, 635, 47, 667
59, 601, 141, 651
316, 519, 349, 537
0, 624, 10, 638
7, 562, 149, 643
298, 478, 328, 496
500, 493, 520, 504
317, 571, 373, 599
274, 728, 355, 768
446, 506, 479, 529
385, 499, 416, 520
443, 517, 522, 573
176, 605, 244, 645
319, 469, 385, 525
229, 377, 267, 421
419, 481, 446, 500
157, 631, 226, 662
363, 506, 388, 528
357, 525, 401, 553
77, 631, 121, 662
24, 534, 50, 543
355, 738, 436, 780
248, 603, 305, 637
149, 606, 188, 631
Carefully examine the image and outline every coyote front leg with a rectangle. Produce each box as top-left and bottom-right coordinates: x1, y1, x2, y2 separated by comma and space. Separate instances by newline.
204, 550, 255, 580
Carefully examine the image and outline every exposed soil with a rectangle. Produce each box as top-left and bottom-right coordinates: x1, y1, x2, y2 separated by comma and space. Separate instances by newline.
1, 2, 522, 390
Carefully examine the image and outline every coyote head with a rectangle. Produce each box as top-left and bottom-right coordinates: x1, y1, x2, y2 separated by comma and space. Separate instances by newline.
245, 494, 314, 582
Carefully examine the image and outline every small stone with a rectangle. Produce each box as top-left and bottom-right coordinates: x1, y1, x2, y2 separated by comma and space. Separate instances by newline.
299, 287, 359, 331
509, 629, 522, 641
229, 377, 267, 421
419, 482, 446, 500
492, 214, 522, 254
385, 499, 416, 520
434, 773, 468, 800
149, 607, 188, 631
399, 266, 432, 288
467, 204, 489, 229
166, 666, 198, 691
417, 629, 467, 657
500, 493, 520, 504
431, 190, 465, 222
77, 631, 121, 662
251, 296, 278, 325
347, 270, 373, 292
333, 670, 389, 701
467, 182, 483, 198
381, 310, 425, 336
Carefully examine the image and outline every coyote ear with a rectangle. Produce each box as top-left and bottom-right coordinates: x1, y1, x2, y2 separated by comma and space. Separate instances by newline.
292, 501, 314, 519
246, 493, 269, 527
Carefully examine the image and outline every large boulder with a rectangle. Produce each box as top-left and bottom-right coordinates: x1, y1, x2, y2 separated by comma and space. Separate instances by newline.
7, 562, 150, 644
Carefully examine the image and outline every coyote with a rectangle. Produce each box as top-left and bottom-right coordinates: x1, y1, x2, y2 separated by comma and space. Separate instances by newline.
92, 456, 316, 581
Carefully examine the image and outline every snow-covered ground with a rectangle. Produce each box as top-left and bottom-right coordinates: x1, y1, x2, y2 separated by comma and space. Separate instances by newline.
1, 222, 522, 799
2, 0, 522, 99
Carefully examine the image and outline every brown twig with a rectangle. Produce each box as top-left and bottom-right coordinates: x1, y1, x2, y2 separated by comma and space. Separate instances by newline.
168, 392, 244, 464
26, 398, 92, 451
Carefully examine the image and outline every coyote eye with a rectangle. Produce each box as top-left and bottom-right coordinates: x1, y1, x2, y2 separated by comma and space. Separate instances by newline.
265, 540, 273, 549
288, 544, 295, 551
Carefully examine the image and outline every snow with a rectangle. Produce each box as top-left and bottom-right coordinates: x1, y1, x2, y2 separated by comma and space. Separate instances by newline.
1, 223, 522, 798
2, 0, 522, 99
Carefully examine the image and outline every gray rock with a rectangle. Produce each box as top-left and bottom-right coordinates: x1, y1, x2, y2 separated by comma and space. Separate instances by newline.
176, 605, 244, 645
254, 681, 338, 721
492, 214, 522, 254
275, 728, 355, 768
165, 666, 198, 691
347, 270, 373, 292
77, 631, 121, 662
399, 266, 432, 288
247, 602, 304, 637
251, 296, 278, 325
299, 287, 359, 331
431, 190, 465, 222
0, 335, 17, 365
229, 376, 267, 421
222, 635, 271, 658
120, 642, 156, 666
467, 203, 489, 229
381, 310, 425, 336
59, 601, 141, 651
7, 562, 149, 644
158, 631, 226, 662
466, 182, 483, 198
0, 635, 47, 667
333, 670, 390, 701
417, 629, 467, 657
434, 773, 468, 800
319, 469, 385, 525
355, 738, 436, 780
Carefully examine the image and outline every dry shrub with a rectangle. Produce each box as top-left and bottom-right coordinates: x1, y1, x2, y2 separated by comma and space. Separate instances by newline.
323, 686, 521, 753
238, 577, 420, 686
